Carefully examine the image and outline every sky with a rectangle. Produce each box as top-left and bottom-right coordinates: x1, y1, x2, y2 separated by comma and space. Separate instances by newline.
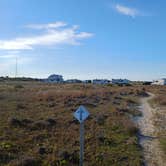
0, 0, 166, 81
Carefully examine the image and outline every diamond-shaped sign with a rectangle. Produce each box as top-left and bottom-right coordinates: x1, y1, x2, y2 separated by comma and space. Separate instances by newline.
74, 105, 90, 123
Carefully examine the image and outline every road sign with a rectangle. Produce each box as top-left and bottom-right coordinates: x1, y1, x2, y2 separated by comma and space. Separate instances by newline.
73, 105, 90, 123
73, 105, 90, 166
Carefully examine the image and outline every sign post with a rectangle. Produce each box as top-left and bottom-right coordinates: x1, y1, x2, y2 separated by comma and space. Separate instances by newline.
73, 105, 90, 166
80, 121, 84, 166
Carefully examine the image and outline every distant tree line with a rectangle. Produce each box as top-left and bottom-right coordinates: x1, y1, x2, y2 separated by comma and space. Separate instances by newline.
0, 76, 40, 82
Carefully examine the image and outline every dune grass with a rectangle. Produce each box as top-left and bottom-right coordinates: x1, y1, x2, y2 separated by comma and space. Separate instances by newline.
0, 82, 145, 166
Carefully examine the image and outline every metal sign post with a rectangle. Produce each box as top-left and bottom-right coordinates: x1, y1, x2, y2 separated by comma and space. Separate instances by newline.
80, 121, 84, 166
73, 105, 90, 166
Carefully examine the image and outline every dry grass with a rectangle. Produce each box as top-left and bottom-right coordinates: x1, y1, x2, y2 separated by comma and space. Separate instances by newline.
0, 82, 146, 166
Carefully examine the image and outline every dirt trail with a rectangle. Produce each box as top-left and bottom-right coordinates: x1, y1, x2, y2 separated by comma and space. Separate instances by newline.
136, 93, 165, 166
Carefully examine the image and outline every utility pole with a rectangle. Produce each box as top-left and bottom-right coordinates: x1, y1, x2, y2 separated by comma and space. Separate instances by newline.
15, 57, 18, 78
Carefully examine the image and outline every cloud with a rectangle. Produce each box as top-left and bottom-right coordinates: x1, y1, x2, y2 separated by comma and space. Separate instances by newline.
0, 54, 16, 58
25, 21, 67, 30
114, 4, 140, 17
0, 51, 20, 58
0, 22, 93, 50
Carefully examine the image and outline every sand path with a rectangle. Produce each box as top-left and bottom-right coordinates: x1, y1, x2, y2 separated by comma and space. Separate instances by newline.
136, 93, 165, 166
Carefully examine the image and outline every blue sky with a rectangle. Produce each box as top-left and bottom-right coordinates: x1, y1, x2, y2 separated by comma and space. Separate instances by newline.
0, 0, 166, 81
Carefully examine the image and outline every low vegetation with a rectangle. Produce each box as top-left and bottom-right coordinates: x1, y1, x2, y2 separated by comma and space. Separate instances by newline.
0, 82, 150, 165
147, 86, 166, 156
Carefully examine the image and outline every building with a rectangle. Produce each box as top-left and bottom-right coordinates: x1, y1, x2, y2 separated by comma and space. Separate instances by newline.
92, 79, 110, 85
152, 78, 166, 85
83, 80, 92, 84
43, 74, 64, 83
65, 79, 82, 83
112, 79, 131, 85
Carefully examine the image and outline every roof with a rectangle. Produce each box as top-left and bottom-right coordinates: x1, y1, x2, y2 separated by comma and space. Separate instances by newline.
48, 74, 63, 79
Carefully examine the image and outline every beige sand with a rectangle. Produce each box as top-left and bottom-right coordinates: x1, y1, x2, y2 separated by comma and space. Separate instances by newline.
138, 93, 165, 166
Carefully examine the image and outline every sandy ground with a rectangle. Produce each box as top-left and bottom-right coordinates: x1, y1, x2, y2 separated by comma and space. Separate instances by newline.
136, 93, 165, 166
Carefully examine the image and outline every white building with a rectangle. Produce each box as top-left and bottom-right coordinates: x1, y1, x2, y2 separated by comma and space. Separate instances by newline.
92, 79, 110, 85
43, 74, 64, 83
112, 79, 131, 85
152, 78, 166, 85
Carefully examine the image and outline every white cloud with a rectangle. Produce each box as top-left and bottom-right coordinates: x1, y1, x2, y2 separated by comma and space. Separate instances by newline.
0, 51, 20, 58
25, 21, 67, 30
115, 4, 140, 17
0, 22, 93, 50
0, 54, 16, 58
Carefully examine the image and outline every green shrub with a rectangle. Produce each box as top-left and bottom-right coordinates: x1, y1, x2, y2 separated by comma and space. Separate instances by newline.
160, 138, 166, 154
14, 84, 24, 89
